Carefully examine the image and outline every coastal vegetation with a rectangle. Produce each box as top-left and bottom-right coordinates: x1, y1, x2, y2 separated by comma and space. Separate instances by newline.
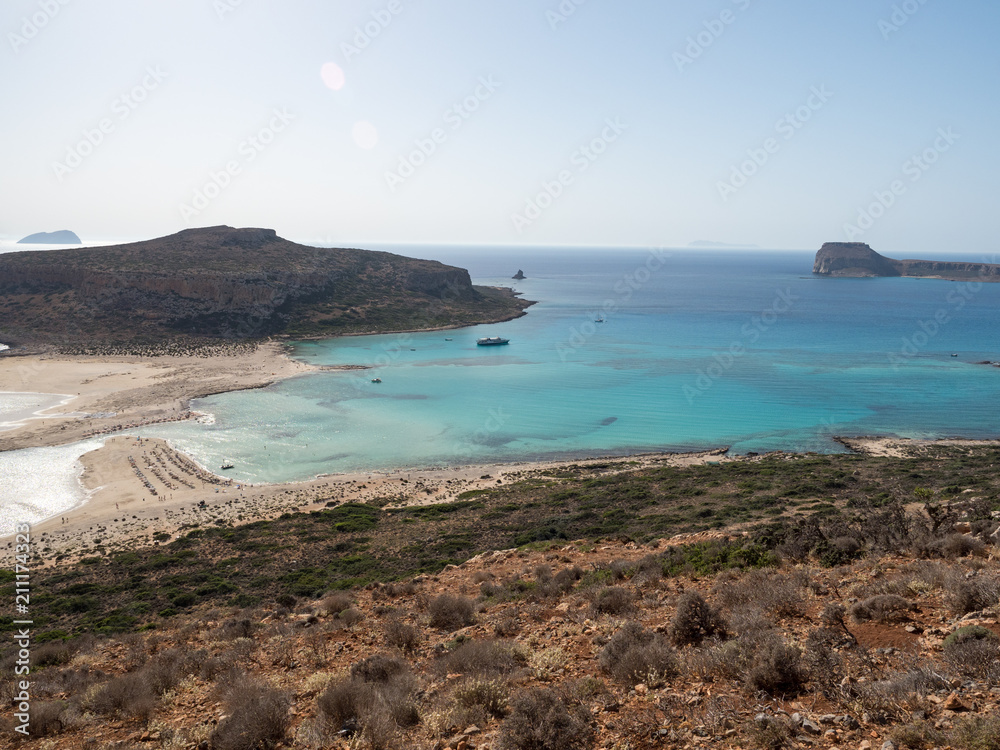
1, 442, 999, 748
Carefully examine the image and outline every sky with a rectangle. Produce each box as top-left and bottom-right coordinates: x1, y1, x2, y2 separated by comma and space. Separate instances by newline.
1, 0, 998, 255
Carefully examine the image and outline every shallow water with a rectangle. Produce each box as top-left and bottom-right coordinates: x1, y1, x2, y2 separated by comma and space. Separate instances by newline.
0, 391, 74, 432
144, 248, 1000, 483
0, 439, 105, 536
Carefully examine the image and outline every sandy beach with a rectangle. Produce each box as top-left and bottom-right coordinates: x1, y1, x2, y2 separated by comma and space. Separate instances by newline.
0, 342, 316, 452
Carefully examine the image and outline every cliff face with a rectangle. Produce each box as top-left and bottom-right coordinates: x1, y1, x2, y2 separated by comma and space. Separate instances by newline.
813, 243, 902, 277
0, 226, 529, 347
813, 243, 1000, 281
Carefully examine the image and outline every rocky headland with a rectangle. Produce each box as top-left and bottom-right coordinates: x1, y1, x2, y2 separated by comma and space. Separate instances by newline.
813, 242, 1000, 281
0, 226, 532, 349
17, 229, 81, 244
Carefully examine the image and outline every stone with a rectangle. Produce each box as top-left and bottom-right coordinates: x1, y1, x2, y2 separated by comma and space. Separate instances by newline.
802, 720, 822, 735
859, 741, 872, 750
634, 683, 648, 695
943, 692, 970, 712
882, 740, 896, 750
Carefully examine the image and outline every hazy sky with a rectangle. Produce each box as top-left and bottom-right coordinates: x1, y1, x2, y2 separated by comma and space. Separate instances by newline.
1, 1, 998, 254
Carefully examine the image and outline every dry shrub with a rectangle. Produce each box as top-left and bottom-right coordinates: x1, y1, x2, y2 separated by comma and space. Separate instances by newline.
599, 621, 678, 687
436, 639, 526, 678
428, 594, 476, 631
851, 668, 947, 724
589, 586, 635, 617
687, 638, 754, 683
27, 700, 69, 737
350, 654, 408, 684
383, 618, 419, 653
453, 677, 509, 719
210, 677, 291, 750
316, 665, 419, 746
33, 641, 74, 668
320, 592, 353, 616
90, 672, 157, 720
889, 719, 946, 750
713, 570, 804, 619
669, 591, 727, 646
940, 533, 986, 558
472, 570, 494, 584
947, 575, 1000, 615
200, 651, 239, 682
218, 617, 256, 640
497, 688, 592, 750
743, 636, 807, 696
750, 715, 794, 750
943, 625, 1000, 678
849, 594, 914, 623
950, 714, 1000, 750
337, 607, 364, 627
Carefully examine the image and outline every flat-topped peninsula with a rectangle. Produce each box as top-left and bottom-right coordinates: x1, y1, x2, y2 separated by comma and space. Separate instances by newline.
813, 242, 1000, 281
0, 226, 532, 350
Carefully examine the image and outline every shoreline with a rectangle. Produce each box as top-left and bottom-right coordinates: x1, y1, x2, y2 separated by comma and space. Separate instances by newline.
0, 341, 316, 453
9, 439, 735, 562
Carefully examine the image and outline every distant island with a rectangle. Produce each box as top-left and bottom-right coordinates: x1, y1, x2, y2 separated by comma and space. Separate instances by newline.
17, 229, 81, 244
0, 226, 533, 349
688, 240, 761, 249
813, 242, 1000, 282
512, 269, 526, 280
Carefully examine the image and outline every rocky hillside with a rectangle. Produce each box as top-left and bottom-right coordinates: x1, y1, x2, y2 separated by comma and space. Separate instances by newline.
0, 227, 531, 349
3, 442, 1000, 749
813, 243, 1000, 281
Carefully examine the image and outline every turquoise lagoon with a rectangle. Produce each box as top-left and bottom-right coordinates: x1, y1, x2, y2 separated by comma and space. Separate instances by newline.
146, 249, 1000, 484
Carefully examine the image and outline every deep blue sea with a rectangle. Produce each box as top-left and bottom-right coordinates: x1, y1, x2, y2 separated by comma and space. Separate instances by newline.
140, 247, 1000, 483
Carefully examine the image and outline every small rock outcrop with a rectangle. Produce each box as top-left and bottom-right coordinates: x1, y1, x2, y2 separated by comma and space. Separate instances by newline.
512, 269, 526, 280
17, 230, 81, 244
813, 242, 1000, 282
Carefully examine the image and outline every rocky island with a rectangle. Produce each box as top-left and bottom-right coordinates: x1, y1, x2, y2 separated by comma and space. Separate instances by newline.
0, 226, 532, 349
813, 242, 1000, 281
17, 229, 81, 244
512, 269, 526, 280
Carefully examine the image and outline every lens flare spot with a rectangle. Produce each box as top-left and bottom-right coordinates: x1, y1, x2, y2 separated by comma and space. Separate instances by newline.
321, 62, 346, 91
352, 121, 379, 150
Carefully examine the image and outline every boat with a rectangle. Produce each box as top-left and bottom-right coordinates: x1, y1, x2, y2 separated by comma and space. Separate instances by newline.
371, 377, 382, 383
220, 463, 234, 470
476, 337, 509, 346
595, 314, 605, 323
951, 353, 958, 357
445, 337, 453, 341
